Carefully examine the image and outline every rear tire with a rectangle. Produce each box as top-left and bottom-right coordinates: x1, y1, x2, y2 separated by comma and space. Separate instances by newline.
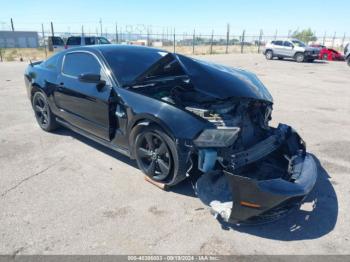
32, 92, 58, 132
265, 50, 273, 60
295, 53, 305, 63
133, 126, 185, 186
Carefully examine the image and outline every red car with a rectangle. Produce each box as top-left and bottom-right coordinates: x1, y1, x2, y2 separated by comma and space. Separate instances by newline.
310, 44, 345, 61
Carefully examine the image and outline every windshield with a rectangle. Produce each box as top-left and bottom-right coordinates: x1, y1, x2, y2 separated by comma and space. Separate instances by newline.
97, 37, 111, 44
102, 47, 168, 86
291, 40, 306, 47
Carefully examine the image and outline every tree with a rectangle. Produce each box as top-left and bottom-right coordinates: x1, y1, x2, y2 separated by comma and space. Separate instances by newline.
291, 28, 317, 43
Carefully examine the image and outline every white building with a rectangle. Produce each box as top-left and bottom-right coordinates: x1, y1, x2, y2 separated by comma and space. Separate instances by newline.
0, 31, 39, 48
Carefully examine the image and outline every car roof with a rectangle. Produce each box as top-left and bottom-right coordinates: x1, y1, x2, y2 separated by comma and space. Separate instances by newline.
62, 44, 165, 54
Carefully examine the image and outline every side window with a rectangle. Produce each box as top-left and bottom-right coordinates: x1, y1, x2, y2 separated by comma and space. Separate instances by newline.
284, 41, 293, 47
62, 52, 101, 77
271, 41, 276, 45
51, 37, 64, 46
67, 37, 81, 45
275, 41, 283, 46
43, 53, 60, 70
84, 37, 95, 45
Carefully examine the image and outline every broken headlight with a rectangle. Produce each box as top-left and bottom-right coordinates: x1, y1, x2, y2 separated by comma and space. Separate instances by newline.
193, 127, 240, 147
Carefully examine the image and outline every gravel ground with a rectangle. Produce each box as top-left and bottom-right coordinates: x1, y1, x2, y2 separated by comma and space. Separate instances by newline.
0, 54, 349, 255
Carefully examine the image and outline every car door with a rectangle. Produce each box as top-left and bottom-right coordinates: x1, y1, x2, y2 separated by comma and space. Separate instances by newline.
283, 41, 294, 57
54, 51, 112, 140
272, 40, 284, 56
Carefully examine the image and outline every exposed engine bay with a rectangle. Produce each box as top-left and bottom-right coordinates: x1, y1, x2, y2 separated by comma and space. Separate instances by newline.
127, 56, 317, 224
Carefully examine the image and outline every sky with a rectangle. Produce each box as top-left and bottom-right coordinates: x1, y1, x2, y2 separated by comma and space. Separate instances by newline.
1, 0, 349, 37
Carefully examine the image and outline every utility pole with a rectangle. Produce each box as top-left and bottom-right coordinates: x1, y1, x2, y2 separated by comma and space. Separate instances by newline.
99, 18, 103, 36
225, 23, 230, 54
257, 29, 263, 54
41, 23, 47, 58
341, 33, 346, 48
147, 27, 150, 47
115, 23, 118, 44
173, 28, 176, 53
241, 30, 245, 54
81, 25, 84, 36
210, 30, 214, 54
10, 18, 14, 31
192, 29, 195, 55
332, 32, 336, 48
50, 22, 54, 36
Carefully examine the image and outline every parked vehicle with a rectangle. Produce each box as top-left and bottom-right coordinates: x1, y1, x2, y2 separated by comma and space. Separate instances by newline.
345, 43, 350, 66
65, 36, 111, 49
264, 39, 320, 62
24, 45, 317, 224
48, 36, 65, 52
310, 44, 344, 61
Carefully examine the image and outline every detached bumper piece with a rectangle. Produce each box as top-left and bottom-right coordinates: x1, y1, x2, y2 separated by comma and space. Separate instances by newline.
196, 124, 318, 224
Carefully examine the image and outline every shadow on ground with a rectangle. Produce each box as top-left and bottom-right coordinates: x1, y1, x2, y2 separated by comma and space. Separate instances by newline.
272, 58, 328, 64
53, 128, 337, 240
53, 128, 138, 168
218, 156, 338, 241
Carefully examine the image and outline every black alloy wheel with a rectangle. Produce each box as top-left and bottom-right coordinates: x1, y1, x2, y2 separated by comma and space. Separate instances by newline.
32, 92, 57, 131
135, 130, 173, 182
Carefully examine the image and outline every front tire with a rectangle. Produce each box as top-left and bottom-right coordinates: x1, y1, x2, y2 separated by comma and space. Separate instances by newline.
265, 50, 273, 60
32, 92, 58, 132
295, 53, 305, 63
133, 126, 184, 186
347, 58, 350, 67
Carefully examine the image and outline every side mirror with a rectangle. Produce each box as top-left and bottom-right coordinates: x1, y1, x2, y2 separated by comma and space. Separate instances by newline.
291, 45, 294, 49
78, 73, 106, 91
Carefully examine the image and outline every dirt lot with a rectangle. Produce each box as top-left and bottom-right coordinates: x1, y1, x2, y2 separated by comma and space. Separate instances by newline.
0, 54, 349, 255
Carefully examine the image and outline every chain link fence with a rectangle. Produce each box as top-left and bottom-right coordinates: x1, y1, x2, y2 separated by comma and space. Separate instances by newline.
1, 28, 349, 62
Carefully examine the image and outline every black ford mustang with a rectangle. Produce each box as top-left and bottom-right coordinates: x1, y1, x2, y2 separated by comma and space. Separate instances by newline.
24, 45, 317, 223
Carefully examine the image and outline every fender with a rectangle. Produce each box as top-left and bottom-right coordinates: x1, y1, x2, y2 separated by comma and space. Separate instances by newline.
115, 87, 210, 141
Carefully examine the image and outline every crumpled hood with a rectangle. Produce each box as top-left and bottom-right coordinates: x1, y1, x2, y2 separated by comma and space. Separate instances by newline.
176, 54, 273, 103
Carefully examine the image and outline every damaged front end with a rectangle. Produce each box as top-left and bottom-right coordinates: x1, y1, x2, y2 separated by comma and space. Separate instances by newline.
186, 96, 317, 223
195, 123, 317, 224
128, 52, 317, 223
